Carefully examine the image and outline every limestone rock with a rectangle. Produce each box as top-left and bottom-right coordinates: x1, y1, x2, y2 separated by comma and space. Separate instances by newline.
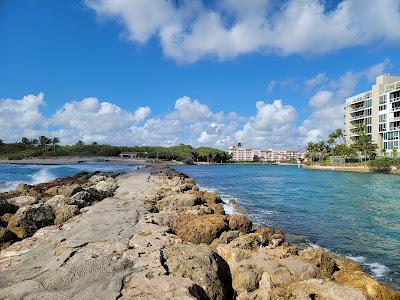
0, 199, 18, 215
121, 274, 204, 300
299, 247, 338, 278
95, 179, 118, 196
0, 226, 17, 243
7, 196, 38, 207
162, 244, 233, 300
89, 174, 106, 184
45, 184, 83, 197
66, 191, 91, 208
288, 278, 367, 300
228, 214, 252, 233
156, 193, 203, 211
200, 191, 222, 205
7, 203, 55, 238
173, 214, 229, 244
53, 204, 80, 224
209, 203, 225, 215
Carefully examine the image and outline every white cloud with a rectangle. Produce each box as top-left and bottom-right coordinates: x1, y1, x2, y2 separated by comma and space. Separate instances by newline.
85, 0, 400, 63
0, 93, 48, 141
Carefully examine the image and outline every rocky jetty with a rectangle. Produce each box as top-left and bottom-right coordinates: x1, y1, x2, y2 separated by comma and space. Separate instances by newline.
0, 165, 399, 299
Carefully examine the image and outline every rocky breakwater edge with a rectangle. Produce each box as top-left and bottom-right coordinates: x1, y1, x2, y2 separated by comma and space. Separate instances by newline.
0, 165, 398, 299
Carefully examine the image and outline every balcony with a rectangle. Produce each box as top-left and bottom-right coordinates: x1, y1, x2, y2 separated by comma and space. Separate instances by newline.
389, 126, 400, 131
384, 80, 400, 93
350, 114, 365, 121
390, 116, 400, 122
351, 106, 364, 113
389, 96, 400, 103
391, 107, 400, 113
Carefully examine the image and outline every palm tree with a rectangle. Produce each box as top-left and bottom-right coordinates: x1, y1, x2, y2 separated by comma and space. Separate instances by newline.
0, 139, 3, 145
392, 148, 398, 158
39, 136, 51, 149
51, 137, 60, 149
76, 140, 85, 146
352, 125, 377, 161
21, 137, 31, 145
31, 138, 38, 146
306, 141, 318, 163
335, 128, 344, 144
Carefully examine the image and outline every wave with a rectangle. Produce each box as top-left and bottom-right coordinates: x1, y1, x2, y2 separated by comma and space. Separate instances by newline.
347, 255, 389, 279
198, 185, 238, 214
29, 168, 56, 185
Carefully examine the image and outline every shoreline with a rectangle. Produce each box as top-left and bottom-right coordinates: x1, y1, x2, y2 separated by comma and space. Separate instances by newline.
0, 165, 399, 298
0, 156, 148, 166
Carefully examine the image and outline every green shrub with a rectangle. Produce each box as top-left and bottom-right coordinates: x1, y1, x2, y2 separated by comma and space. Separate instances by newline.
367, 158, 398, 173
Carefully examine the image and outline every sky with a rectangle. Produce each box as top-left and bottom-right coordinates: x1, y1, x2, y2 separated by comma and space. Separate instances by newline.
0, 0, 400, 150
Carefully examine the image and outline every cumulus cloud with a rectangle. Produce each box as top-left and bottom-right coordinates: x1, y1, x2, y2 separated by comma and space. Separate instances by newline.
0, 93, 48, 141
85, 0, 400, 63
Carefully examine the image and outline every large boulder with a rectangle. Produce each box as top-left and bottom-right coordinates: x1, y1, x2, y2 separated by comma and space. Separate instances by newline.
173, 214, 229, 244
162, 244, 233, 300
65, 191, 92, 208
45, 184, 83, 197
7, 196, 38, 208
95, 179, 118, 197
0, 226, 17, 243
7, 203, 54, 238
227, 214, 252, 233
156, 193, 203, 211
0, 199, 18, 215
200, 191, 222, 205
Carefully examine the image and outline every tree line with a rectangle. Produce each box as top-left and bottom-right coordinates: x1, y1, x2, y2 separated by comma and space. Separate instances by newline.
0, 137, 230, 163
305, 125, 379, 163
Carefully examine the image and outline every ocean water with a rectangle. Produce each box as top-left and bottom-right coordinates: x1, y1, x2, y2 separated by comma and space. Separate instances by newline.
0, 163, 139, 192
174, 164, 400, 290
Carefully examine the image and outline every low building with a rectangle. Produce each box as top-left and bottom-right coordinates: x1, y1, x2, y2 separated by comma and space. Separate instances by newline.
119, 151, 138, 159
228, 145, 303, 162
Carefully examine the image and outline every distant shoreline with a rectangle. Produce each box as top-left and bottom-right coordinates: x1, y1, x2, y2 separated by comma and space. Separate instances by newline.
0, 156, 148, 166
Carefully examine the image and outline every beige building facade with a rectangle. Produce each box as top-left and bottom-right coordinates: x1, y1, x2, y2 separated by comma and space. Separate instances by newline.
228, 145, 303, 162
344, 74, 400, 154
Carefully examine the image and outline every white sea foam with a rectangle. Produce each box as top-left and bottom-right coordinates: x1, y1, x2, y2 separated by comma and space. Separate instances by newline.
198, 185, 238, 214
30, 168, 56, 184
347, 255, 389, 279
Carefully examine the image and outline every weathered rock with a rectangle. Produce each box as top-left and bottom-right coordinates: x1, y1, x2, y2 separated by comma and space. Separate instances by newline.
121, 274, 204, 300
0, 199, 18, 215
211, 230, 243, 248
287, 278, 367, 300
7, 203, 55, 238
0, 226, 17, 243
66, 191, 91, 208
7, 196, 38, 207
174, 214, 229, 244
228, 227, 283, 251
53, 204, 80, 224
89, 174, 106, 184
156, 193, 203, 211
228, 214, 252, 233
15, 183, 31, 194
209, 203, 225, 215
333, 261, 400, 300
162, 244, 233, 300
299, 247, 338, 278
95, 179, 118, 196
45, 184, 83, 197
200, 191, 222, 205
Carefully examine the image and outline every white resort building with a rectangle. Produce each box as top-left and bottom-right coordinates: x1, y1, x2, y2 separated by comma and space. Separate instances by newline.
228, 145, 303, 162
344, 74, 400, 154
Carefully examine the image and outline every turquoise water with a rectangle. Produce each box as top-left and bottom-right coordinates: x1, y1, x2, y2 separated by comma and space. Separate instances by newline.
174, 164, 400, 289
0, 163, 138, 192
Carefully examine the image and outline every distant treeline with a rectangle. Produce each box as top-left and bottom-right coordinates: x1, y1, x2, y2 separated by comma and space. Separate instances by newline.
0, 137, 230, 163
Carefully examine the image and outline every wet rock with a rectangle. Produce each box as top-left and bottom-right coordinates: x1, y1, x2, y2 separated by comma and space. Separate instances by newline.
287, 278, 367, 300
66, 191, 91, 208
162, 244, 233, 300
7, 203, 55, 238
228, 214, 252, 233
173, 214, 229, 244
7, 196, 38, 207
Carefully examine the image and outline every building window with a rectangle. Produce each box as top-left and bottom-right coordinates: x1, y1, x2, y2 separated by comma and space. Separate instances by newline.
379, 123, 386, 132
379, 105, 387, 111
379, 95, 387, 104
366, 125, 372, 134
379, 114, 387, 123
365, 99, 372, 108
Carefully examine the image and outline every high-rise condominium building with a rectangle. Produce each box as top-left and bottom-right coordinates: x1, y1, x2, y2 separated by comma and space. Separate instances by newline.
344, 74, 400, 154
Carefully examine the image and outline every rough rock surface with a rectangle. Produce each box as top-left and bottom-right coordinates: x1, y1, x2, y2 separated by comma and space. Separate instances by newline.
7, 196, 38, 207
0, 165, 399, 300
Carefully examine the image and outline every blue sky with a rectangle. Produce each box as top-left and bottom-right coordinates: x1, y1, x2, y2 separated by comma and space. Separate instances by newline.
1, 0, 400, 149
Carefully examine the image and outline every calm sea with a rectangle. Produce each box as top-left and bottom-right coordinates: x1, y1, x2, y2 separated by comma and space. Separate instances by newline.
174, 164, 400, 290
